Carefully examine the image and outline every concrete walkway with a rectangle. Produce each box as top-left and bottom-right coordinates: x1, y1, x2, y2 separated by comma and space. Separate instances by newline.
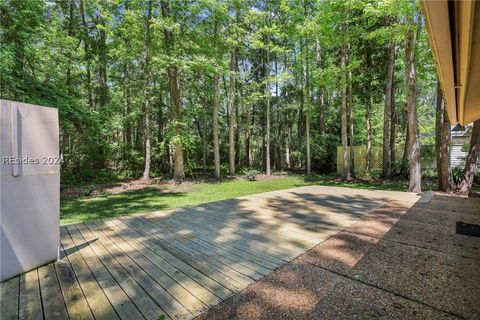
197, 193, 480, 319
0, 186, 422, 320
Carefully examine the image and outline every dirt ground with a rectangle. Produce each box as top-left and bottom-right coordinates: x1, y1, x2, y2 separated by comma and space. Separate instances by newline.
61, 174, 284, 198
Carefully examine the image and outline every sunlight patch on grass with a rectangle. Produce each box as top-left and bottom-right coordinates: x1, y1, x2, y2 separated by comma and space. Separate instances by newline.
60, 174, 407, 225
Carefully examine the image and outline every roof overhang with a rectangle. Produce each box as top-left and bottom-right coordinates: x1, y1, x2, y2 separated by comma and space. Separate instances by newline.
420, 0, 480, 125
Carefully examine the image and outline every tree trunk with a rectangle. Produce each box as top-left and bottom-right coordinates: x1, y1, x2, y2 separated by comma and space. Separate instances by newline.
285, 121, 291, 169
161, 0, 184, 182
265, 50, 271, 175
315, 36, 325, 136
168, 144, 173, 175
284, 53, 291, 169
458, 120, 480, 192
305, 41, 311, 175
405, 17, 421, 192
246, 102, 253, 169
390, 97, 397, 174
341, 44, 350, 180
158, 94, 164, 142
202, 103, 207, 172
274, 56, 281, 170
98, 12, 108, 109
383, 42, 395, 177
228, 49, 236, 176
213, 73, 221, 179
170, 66, 184, 181
66, 0, 74, 96
364, 46, 372, 174
235, 99, 241, 168
348, 44, 354, 176
400, 116, 409, 176
366, 104, 372, 173
123, 0, 132, 161
212, 18, 221, 180
142, 0, 153, 180
79, 0, 93, 109
123, 63, 132, 159
435, 81, 453, 191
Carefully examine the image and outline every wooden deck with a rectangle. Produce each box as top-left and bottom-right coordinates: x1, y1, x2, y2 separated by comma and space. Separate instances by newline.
0, 186, 421, 320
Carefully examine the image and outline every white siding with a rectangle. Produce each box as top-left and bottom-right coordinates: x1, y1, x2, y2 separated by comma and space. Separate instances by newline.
450, 143, 480, 171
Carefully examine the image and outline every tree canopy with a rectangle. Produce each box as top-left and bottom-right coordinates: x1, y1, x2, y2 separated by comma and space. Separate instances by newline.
1, 0, 442, 188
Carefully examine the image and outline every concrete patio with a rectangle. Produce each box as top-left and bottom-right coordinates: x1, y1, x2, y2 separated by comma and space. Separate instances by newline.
1, 186, 478, 319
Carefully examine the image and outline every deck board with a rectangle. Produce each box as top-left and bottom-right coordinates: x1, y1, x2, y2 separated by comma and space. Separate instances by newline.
37, 263, 69, 319
75, 223, 166, 320
144, 209, 312, 255
137, 216, 273, 276
106, 219, 233, 299
82, 222, 189, 320
65, 225, 145, 320
125, 217, 254, 288
1, 276, 19, 320
18, 269, 42, 320
114, 218, 245, 292
144, 210, 289, 265
54, 244, 94, 320
99, 220, 223, 307
87, 220, 202, 318
59, 228, 120, 320
130, 216, 258, 283
145, 207, 321, 253
1, 186, 421, 320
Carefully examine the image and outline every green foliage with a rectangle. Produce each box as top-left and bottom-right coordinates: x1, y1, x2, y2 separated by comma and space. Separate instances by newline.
0, 0, 440, 184
452, 166, 464, 185
245, 170, 259, 181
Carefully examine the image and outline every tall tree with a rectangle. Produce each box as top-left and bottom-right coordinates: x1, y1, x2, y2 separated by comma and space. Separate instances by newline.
383, 42, 395, 177
390, 88, 397, 174
341, 43, 350, 180
227, 50, 237, 176
79, 0, 93, 109
212, 73, 221, 179
264, 48, 271, 175
435, 81, 452, 191
305, 41, 311, 175
315, 36, 325, 136
142, 0, 153, 180
212, 18, 221, 180
348, 43, 354, 176
1, 0, 450, 189
303, 1, 311, 175
405, 15, 421, 192
97, 8, 108, 109
365, 46, 373, 173
122, 0, 132, 159
161, 0, 184, 181
227, 1, 241, 176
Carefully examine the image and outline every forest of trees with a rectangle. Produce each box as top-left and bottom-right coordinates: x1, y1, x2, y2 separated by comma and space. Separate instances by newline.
1, 0, 478, 192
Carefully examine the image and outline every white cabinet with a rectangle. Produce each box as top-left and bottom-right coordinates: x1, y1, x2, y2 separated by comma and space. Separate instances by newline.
1, 100, 60, 282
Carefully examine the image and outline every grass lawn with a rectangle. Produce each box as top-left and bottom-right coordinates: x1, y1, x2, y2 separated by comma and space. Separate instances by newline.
60, 173, 422, 225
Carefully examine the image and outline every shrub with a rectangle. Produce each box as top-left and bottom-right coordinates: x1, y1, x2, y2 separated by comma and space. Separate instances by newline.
246, 170, 259, 181
451, 166, 464, 184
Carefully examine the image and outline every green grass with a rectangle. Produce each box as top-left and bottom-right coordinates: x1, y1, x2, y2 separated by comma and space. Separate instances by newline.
60, 174, 413, 225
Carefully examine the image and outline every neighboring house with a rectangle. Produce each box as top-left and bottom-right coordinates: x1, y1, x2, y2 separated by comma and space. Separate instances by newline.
450, 123, 478, 170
